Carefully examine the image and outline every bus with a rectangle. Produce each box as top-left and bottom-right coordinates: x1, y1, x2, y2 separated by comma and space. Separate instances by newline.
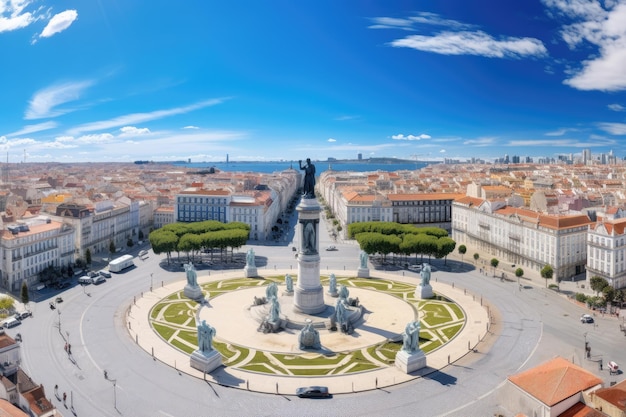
109, 254, 135, 273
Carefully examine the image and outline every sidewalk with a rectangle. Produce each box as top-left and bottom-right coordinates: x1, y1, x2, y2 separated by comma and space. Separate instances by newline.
127, 269, 490, 395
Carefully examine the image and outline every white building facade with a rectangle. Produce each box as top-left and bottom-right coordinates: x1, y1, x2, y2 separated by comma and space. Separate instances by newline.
586, 218, 626, 289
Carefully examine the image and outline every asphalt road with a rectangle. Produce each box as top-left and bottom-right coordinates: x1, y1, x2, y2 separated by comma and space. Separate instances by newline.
10, 204, 626, 417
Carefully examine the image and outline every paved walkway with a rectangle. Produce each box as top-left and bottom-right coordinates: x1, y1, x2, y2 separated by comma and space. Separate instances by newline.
126, 269, 490, 395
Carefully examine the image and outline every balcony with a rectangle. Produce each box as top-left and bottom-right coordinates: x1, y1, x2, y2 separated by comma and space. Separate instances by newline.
478, 221, 490, 229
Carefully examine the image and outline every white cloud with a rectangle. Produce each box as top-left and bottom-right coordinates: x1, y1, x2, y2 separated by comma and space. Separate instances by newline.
463, 137, 496, 146
327, 138, 336, 142
26, 80, 94, 119
508, 137, 616, 147
598, 122, 626, 135
369, 13, 473, 31
0, 0, 35, 33
391, 134, 431, 141
6, 121, 57, 137
183, 125, 200, 129
608, 103, 625, 111
390, 31, 547, 59
119, 126, 151, 136
67, 98, 227, 135
76, 133, 115, 144
545, 127, 580, 136
39, 9, 78, 38
544, 0, 626, 91
439, 149, 446, 153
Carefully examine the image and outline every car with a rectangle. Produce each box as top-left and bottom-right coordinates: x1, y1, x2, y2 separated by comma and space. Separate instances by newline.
408, 264, 422, 271
92, 275, 106, 285
88, 271, 99, 278
581, 314, 594, 323
99, 270, 112, 278
55, 296, 63, 303
325, 246, 338, 251
296, 386, 330, 398
56, 282, 70, 290
14, 311, 31, 320
292, 246, 297, 251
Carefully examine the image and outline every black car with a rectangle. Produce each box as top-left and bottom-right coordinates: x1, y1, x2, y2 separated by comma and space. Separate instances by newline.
296, 386, 330, 398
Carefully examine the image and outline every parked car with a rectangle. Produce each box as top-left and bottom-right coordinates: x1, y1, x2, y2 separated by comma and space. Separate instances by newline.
88, 271, 99, 278
92, 275, 106, 285
325, 246, 338, 251
14, 311, 31, 320
99, 270, 112, 278
78, 276, 92, 285
3, 317, 21, 328
296, 386, 330, 398
581, 314, 594, 323
408, 264, 422, 271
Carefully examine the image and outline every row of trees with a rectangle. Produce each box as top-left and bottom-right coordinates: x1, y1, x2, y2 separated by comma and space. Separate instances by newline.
149, 220, 250, 264
589, 276, 626, 308
348, 222, 456, 263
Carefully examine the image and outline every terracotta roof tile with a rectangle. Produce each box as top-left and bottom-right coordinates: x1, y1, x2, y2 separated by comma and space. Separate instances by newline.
508, 357, 602, 406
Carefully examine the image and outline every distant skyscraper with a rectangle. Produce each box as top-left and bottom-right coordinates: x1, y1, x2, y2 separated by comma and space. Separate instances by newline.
226, 154, 229, 164
357, 153, 362, 160
582, 149, 591, 165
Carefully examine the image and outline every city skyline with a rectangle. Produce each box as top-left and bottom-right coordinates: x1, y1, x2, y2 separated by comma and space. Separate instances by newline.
1, 1, 626, 163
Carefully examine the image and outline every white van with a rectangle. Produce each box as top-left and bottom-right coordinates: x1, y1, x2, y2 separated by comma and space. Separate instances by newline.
3, 317, 20, 328
78, 276, 92, 285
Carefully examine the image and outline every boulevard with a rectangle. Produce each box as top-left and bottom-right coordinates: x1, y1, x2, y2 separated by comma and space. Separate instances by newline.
9, 210, 626, 417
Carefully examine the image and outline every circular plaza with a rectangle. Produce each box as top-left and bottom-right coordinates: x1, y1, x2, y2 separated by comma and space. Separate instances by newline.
127, 269, 490, 395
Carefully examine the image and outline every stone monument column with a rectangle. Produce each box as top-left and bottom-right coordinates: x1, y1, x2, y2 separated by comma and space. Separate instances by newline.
293, 197, 325, 314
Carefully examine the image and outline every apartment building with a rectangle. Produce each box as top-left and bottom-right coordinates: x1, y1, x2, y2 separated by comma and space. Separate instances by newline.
452, 196, 592, 281
47, 198, 144, 259
388, 193, 462, 233
153, 205, 175, 229
0, 217, 75, 292
587, 216, 626, 289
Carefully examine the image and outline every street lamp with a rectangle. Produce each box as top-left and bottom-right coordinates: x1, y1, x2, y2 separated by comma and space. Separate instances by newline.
150, 273, 153, 291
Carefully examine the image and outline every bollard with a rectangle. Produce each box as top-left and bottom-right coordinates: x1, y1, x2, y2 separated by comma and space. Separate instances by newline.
448, 354, 450, 364
452, 282, 454, 288
468, 341, 471, 350
247, 380, 249, 390
464, 288, 466, 295
481, 296, 483, 306
151, 347, 154, 357
135, 334, 138, 344
162, 281, 164, 287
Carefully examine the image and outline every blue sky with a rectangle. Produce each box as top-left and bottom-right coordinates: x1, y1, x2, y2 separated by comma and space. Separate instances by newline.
2, 0, 626, 163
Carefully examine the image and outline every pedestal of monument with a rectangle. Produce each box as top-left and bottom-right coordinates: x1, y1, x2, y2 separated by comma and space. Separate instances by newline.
184, 284, 204, 301
395, 349, 427, 374
244, 265, 258, 278
190, 349, 222, 373
357, 267, 370, 278
293, 197, 325, 314
416, 284, 433, 299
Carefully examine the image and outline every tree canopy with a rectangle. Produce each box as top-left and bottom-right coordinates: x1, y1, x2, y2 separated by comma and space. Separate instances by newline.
149, 220, 250, 263
349, 221, 455, 262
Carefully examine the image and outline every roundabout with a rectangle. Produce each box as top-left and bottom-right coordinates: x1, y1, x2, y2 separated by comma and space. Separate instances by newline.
131, 269, 490, 394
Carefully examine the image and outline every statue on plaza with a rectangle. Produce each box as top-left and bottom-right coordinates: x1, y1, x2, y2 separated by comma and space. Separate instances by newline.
402, 321, 420, 353
197, 320, 216, 352
338, 284, 349, 301
299, 158, 316, 198
420, 264, 431, 286
335, 298, 347, 326
268, 297, 281, 323
246, 248, 256, 268
360, 250, 368, 269
303, 221, 316, 253
266, 282, 278, 300
185, 262, 198, 287
328, 273, 337, 294
285, 274, 293, 292
299, 320, 321, 350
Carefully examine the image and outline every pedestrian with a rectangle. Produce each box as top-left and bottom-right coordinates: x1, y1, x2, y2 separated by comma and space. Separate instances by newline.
63, 392, 66, 405
64, 342, 68, 352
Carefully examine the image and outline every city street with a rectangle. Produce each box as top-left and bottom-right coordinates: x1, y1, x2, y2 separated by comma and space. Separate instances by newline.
9, 210, 626, 417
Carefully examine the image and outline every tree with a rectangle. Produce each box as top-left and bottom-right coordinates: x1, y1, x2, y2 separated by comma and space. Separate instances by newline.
109, 240, 116, 255
21, 280, 29, 306
0, 296, 15, 311
540, 265, 554, 288
490, 258, 499, 276
602, 286, 615, 306
85, 248, 92, 265
590, 276, 609, 296
515, 267, 524, 280
458, 245, 467, 263
473, 253, 479, 264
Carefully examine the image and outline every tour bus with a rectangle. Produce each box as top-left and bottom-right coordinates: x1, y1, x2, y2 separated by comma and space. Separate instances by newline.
108, 254, 135, 273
